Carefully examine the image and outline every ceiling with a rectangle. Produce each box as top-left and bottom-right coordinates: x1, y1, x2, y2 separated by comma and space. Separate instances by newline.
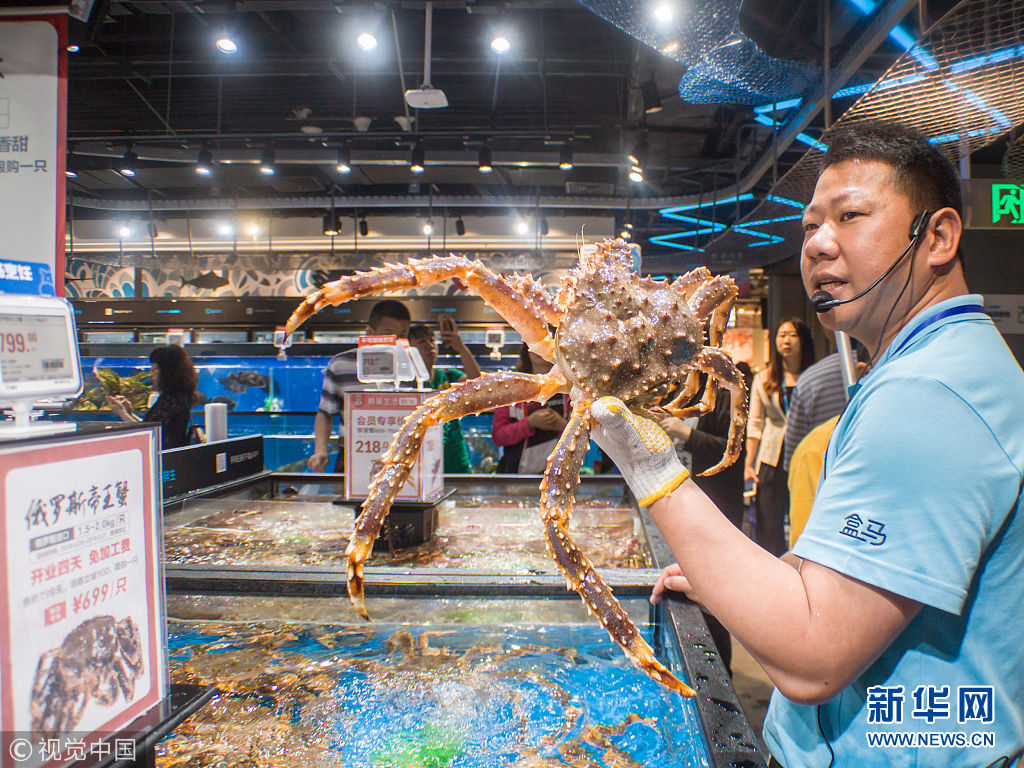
47, 0, 958, 266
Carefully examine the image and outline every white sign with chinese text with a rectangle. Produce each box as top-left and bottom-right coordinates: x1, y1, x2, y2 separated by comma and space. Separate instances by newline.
0, 19, 63, 294
0, 429, 165, 767
344, 391, 443, 501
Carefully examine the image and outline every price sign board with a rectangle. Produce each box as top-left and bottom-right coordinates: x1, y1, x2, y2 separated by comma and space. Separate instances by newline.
0, 295, 80, 401
0, 427, 165, 767
344, 392, 443, 501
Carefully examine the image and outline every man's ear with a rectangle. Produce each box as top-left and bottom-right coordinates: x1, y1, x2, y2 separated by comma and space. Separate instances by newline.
924, 207, 962, 268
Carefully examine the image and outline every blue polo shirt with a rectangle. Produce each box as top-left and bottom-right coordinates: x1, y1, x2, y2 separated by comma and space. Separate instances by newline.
764, 295, 1024, 767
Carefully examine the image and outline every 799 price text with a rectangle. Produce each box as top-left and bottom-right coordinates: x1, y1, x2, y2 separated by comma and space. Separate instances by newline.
354, 439, 389, 454
1, 331, 36, 355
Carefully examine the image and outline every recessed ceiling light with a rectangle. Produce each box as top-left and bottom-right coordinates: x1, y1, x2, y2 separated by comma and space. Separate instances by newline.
490, 35, 511, 55
356, 32, 378, 51
653, 3, 673, 23
118, 225, 131, 239
422, 220, 433, 236
218, 222, 234, 236
215, 36, 238, 55
515, 219, 529, 236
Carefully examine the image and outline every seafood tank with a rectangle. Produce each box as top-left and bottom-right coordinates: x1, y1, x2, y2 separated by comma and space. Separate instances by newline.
161, 474, 766, 767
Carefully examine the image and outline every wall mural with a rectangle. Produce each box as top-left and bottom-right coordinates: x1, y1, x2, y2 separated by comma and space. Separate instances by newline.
65, 250, 579, 299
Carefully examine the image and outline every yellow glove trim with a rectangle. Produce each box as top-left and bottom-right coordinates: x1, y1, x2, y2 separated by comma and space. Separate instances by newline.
637, 467, 690, 507
597, 396, 674, 453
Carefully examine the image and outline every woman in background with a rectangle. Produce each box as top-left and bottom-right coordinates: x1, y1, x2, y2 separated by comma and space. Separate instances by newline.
743, 318, 815, 555
492, 343, 568, 473
107, 344, 199, 449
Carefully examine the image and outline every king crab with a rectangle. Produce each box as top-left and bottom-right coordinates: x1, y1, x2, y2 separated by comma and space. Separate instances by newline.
285, 238, 748, 696
30, 615, 145, 738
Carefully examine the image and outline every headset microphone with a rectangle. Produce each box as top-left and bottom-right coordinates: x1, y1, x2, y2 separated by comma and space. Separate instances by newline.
811, 210, 933, 313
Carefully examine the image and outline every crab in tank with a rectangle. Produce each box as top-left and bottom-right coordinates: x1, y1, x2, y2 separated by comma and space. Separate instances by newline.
284, 238, 748, 697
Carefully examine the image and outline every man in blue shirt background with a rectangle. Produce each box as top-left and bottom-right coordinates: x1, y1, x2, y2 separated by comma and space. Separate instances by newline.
588, 120, 1024, 767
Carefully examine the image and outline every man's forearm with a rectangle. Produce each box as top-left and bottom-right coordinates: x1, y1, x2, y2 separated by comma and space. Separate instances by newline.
647, 480, 916, 704
313, 411, 334, 453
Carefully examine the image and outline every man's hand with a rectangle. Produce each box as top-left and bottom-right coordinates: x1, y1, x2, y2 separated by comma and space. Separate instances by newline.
307, 451, 329, 472
651, 563, 703, 608
591, 396, 690, 507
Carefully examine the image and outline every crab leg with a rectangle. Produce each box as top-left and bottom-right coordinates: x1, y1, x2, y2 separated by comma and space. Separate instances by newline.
539, 402, 695, 697
286, 256, 559, 362
670, 267, 712, 303
347, 370, 570, 618
661, 346, 748, 476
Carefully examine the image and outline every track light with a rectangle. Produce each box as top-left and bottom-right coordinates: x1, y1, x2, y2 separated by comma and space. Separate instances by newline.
410, 141, 425, 174
259, 148, 276, 175
515, 219, 529, 236
455, 217, 466, 236
336, 145, 351, 174
195, 148, 214, 176
641, 78, 663, 114
628, 165, 644, 183
117, 149, 137, 177
323, 212, 342, 236
215, 35, 238, 54
356, 32, 378, 51
559, 145, 573, 171
478, 146, 493, 174
66, 44, 80, 53
490, 35, 511, 54
627, 135, 649, 166
422, 220, 433, 236
358, 218, 369, 236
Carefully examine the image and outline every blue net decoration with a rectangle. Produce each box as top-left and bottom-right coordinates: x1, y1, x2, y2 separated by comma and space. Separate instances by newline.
575, 0, 821, 105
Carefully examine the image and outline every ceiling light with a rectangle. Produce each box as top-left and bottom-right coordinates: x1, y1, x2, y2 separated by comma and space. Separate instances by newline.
455, 217, 466, 236
356, 32, 378, 51
410, 141, 425, 174
118, 224, 131, 239
336, 145, 351, 174
66, 44, 80, 53
515, 219, 529, 236
478, 146, 493, 174
628, 166, 644, 183
117, 149, 137, 177
218, 222, 234, 236
641, 78, 663, 114
559, 145, 573, 170
652, 3, 673, 23
65, 158, 78, 179
195, 148, 214, 176
248, 223, 260, 237
323, 212, 342, 236
394, 115, 415, 132
358, 218, 369, 236
490, 35, 511, 55
353, 116, 373, 132
215, 36, 238, 54
422, 220, 433, 236
259, 148, 276, 175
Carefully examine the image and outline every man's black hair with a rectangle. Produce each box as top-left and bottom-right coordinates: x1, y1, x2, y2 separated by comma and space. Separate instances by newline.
368, 299, 411, 328
821, 121, 962, 218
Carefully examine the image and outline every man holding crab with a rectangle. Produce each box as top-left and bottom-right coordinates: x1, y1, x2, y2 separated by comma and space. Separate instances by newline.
590, 121, 1024, 767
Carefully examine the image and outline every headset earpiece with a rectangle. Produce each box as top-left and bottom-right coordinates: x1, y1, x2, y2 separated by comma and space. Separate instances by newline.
909, 211, 933, 240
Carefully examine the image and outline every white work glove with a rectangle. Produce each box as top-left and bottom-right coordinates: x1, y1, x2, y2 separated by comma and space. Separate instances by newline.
591, 396, 690, 507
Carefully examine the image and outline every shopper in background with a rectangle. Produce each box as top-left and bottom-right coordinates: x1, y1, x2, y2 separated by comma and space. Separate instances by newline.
307, 299, 411, 472
408, 317, 481, 473
743, 317, 815, 555
780, 349, 847, 473
107, 344, 199, 450
589, 120, 1024, 767
659, 380, 744, 674
492, 343, 568, 473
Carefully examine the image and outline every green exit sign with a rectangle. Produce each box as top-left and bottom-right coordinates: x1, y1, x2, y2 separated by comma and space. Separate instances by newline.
963, 179, 1024, 228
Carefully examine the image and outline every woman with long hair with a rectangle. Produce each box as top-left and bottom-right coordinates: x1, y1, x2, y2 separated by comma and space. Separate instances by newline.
107, 344, 200, 449
743, 318, 815, 555
491, 343, 568, 473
